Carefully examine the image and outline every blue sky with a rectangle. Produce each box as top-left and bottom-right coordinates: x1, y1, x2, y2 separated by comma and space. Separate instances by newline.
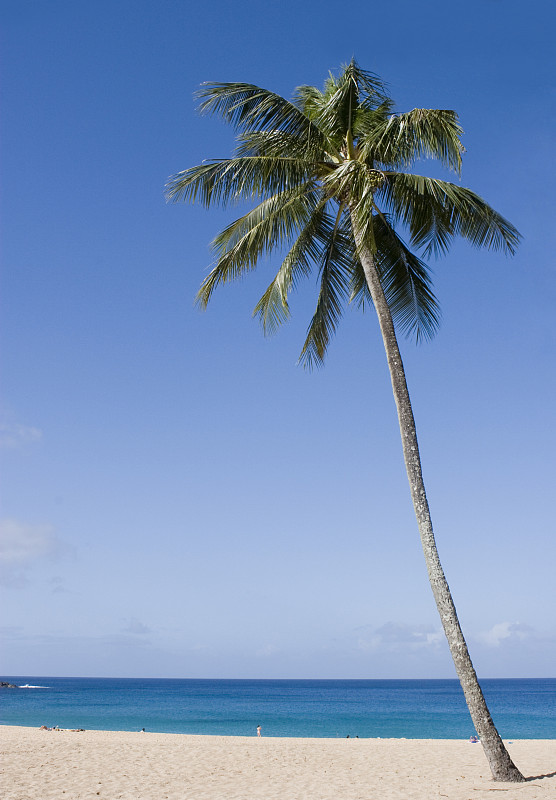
1, 0, 554, 679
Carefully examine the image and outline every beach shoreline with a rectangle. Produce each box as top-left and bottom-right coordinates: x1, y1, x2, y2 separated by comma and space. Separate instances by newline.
1, 725, 554, 800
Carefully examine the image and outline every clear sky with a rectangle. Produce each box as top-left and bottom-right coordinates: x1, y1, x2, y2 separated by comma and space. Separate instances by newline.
1, 0, 554, 679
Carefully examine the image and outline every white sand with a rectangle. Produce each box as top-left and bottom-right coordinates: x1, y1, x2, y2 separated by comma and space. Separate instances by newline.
1, 725, 554, 800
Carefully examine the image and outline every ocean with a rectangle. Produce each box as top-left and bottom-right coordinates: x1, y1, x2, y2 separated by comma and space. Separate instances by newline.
1, 677, 554, 739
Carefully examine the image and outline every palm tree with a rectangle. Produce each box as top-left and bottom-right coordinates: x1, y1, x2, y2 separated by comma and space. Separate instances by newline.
166, 61, 524, 782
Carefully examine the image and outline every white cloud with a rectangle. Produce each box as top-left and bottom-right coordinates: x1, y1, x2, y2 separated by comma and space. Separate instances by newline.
0, 519, 66, 588
476, 621, 534, 647
0, 421, 42, 449
0, 519, 59, 564
122, 618, 151, 635
356, 621, 444, 652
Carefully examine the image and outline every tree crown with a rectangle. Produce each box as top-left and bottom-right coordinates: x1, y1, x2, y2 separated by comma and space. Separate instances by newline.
167, 61, 520, 368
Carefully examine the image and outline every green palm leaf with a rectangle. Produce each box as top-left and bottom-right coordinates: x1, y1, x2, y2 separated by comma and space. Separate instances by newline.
298, 206, 356, 368
379, 173, 520, 256
196, 187, 321, 308
349, 214, 440, 341
374, 216, 440, 341
196, 82, 325, 147
358, 108, 464, 174
235, 130, 326, 162
253, 200, 331, 335
165, 156, 311, 209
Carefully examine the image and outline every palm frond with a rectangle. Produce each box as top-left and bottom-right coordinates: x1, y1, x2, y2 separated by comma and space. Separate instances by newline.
374, 215, 440, 341
349, 215, 440, 342
379, 173, 521, 256
352, 101, 394, 151
165, 156, 310, 209
298, 207, 355, 369
196, 187, 321, 308
301, 61, 387, 148
293, 84, 326, 120
253, 200, 331, 334
196, 82, 325, 147
343, 60, 390, 109
358, 108, 464, 174
335, 160, 385, 245
235, 130, 325, 162
312, 65, 359, 143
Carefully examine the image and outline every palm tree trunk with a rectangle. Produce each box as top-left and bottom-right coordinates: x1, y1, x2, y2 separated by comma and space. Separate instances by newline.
354, 232, 525, 782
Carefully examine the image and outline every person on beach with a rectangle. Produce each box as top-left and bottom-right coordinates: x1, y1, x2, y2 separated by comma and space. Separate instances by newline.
257, 725, 261, 737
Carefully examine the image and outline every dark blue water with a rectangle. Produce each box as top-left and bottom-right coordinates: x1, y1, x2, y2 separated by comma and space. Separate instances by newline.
1, 677, 554, 738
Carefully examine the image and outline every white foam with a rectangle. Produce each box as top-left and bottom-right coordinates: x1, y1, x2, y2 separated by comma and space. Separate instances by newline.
18, 684, 49, 689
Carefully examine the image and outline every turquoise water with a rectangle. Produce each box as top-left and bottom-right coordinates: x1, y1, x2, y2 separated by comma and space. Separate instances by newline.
1, 678, 554, 738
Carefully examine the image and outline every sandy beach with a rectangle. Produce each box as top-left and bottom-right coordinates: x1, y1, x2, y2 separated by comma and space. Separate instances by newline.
1, 725, 554, 800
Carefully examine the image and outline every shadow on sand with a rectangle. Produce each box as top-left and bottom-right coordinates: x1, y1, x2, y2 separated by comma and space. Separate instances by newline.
525, 770, 556, 782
